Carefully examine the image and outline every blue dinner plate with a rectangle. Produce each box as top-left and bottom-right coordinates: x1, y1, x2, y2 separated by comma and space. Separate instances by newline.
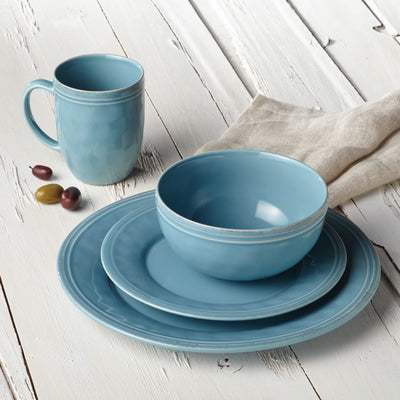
58, 190, 380, 353
101, 202, 346, 320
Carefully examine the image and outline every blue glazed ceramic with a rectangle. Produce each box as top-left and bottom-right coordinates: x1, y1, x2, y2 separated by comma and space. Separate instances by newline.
57, 190, 380, 353
101, 199, 346, 320
22, 54, 144, 185
156, 150, 328, 280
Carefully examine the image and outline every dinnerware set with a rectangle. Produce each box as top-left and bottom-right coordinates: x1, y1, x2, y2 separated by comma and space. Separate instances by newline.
57, 150, 381, 353
21, 54, 381, 352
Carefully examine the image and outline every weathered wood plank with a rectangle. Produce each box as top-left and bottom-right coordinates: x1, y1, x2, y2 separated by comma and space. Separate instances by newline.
289, 0, 400, 100
0, 3, 41, 400
0, 277, 37, 400
341, 186, 400, 282
191, 0, 362, 111
0, 370, 14, 400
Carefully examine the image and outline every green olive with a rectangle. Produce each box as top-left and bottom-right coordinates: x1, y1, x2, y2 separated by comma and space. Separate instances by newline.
35, 184, 64, 204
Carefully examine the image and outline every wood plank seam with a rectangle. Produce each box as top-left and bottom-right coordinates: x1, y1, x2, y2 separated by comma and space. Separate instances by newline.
349, 200, 368, 222
186, 0, 255, 97
285, 0, 367, 101
373, 243, 400, 286
363, 0, 400, 42
96, 0, 184, 159
370, 279, 400, 346
339, 204, 400, 292
144, 92, 184, 159
0, 276, 38, 400
290, 347, 322, 400
383, 183, 400, 220
150, 0, 230, 128
95, 0, 128, 57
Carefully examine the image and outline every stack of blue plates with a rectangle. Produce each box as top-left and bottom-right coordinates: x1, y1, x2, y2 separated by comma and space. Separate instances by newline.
58, 190, 380, 353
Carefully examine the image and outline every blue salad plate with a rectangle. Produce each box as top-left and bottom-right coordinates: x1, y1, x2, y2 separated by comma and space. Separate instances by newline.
57, 190, 380, 353
100, 202, 346, 320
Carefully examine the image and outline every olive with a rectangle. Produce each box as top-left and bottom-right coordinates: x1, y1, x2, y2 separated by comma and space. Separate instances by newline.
60, 187, 81, 210
30, 165, 53, 180
35, 184, 63, 204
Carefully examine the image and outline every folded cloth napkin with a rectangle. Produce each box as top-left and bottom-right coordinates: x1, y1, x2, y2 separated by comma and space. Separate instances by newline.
196, 91, 400, 208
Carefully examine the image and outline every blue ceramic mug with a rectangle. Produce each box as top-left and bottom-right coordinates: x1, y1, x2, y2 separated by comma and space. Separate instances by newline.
22, 54, 144, 185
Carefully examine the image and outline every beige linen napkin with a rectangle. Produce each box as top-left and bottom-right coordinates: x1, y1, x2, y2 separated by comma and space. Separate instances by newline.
197, 91, 400, 207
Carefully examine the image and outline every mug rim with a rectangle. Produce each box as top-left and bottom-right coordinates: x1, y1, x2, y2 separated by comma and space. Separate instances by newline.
54, 53, 144, 94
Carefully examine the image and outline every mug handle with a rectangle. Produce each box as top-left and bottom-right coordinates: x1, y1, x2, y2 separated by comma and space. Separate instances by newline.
22, 79, 60, 151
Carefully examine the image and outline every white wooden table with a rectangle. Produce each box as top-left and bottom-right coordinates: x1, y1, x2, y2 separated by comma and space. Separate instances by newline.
2, 0, 400, 398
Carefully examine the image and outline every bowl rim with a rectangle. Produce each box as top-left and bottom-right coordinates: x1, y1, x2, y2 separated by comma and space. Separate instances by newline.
156, 149, 328, 234
157, 204, 327, 242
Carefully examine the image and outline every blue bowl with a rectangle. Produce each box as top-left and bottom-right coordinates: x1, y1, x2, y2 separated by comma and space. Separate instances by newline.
156, 150, 328, 281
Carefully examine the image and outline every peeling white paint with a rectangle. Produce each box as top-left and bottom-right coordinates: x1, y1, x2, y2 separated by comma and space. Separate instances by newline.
258, 348, 301, 379
0, 151, 37, 223
19, 0, 40, 35
171, 351, 191, 369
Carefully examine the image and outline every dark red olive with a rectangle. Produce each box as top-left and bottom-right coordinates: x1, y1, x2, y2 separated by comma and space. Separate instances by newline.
30, 165, 52, 180
60, 187, 81, 210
